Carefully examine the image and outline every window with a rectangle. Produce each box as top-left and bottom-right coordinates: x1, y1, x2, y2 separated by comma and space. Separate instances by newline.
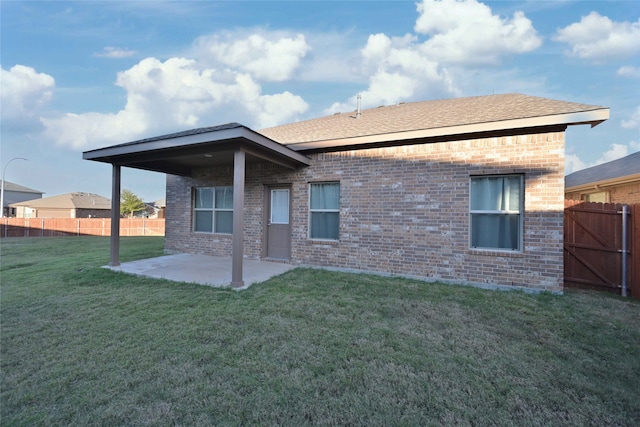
193, 187, 233, 233
270, 189, 290, 224
581, 191, 608, 203
309, 182, 340, 240
470, 175, 523, 251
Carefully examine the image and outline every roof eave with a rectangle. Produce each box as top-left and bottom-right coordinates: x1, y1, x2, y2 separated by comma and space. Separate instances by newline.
565, 172, 640, 193
284, 108, 610, 151
83, 126, 310, 168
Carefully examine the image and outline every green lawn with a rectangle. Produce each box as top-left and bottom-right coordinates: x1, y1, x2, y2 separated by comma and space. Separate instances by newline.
1, 237, 639, 426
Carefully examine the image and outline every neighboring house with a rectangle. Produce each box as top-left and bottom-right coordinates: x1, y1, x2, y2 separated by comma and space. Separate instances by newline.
10, 192, 111, 218
135, 199, 166, 218
565, 151, 640, 204
84, 93, 609, 292
0, 180, 44, 217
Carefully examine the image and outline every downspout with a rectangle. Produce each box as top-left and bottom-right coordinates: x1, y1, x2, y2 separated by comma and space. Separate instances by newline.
621, 204, 628, 297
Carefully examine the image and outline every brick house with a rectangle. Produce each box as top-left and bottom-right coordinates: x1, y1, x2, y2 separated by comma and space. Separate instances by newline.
84, 94, 609, 291
565, 151, 640, 204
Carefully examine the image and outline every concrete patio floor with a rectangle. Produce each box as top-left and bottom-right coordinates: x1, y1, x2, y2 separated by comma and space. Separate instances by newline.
107, 253, 296, 289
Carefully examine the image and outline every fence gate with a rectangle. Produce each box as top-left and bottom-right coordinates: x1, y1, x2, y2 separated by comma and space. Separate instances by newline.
564, 200, 638, 298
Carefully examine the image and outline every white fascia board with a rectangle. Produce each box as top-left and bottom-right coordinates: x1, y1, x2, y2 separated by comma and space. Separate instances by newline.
285, 109, 610, 151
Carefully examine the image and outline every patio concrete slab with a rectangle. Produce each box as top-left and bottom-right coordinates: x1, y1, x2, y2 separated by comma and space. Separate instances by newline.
107, 253, 295, 289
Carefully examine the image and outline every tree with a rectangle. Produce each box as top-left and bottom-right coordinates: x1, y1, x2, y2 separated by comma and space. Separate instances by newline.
120, 189, 146, 218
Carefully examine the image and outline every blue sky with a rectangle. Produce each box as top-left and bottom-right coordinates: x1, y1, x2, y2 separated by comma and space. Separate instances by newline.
2, 0, 639, 202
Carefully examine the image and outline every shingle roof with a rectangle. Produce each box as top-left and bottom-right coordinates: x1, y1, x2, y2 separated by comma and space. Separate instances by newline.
565, 151, 640, 189
0, 180, 43, 194
259, 93, 606, 145
10, 192, 111, 210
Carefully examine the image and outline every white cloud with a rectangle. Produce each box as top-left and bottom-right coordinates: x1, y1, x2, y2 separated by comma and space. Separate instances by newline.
94, 46, 137, 58
554, 12, 640, 62
596, 143, 630, 164
564, 154, 586, 174
42, 56, 308, 149
194, 31, 310, 81
0, 64, 55, 128
326, 32, 458, 114
326, 0, 541, 113
414, 0, 542, 65
566, 143, 637, 174
621, 105, 640, 130
617, 66, 640, 78
294, 30, 367, 83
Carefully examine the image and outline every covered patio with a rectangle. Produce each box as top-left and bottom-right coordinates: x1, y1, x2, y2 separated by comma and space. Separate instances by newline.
83, 123, 310, 288
107, 253, 296, 289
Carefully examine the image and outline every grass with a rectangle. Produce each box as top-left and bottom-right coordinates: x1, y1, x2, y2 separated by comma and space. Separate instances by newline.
1, 237, 639, 426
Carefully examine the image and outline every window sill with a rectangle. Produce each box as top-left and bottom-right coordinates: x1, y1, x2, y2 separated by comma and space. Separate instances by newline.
192, 231, 233, 236
308, 238, 340, 246
468, 248, 525, 258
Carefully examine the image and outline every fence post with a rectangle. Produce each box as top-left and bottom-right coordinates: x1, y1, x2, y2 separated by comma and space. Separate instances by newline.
4, 218, 7, 238
41, 218, 44, 237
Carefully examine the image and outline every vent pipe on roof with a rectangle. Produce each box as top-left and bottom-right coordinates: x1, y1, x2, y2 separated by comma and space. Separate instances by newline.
356, 94, 362, 119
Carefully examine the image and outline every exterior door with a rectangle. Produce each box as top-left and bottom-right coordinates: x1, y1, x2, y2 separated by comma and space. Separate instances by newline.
266, 187, 291, 259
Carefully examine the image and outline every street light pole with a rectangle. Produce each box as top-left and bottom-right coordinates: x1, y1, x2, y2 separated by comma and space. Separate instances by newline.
1, 157, 28, 218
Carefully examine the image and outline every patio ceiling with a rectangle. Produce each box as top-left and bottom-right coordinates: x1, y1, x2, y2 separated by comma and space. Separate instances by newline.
82, 123, 310, 176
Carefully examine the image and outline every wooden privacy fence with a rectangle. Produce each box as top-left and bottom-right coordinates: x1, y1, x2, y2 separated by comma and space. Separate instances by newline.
2, 218, 165, 238
564, 200, 639, 299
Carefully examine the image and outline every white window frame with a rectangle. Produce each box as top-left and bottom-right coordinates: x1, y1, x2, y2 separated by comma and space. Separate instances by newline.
193, 186, 233, 234
309, 182, 340, 241
469, 174, 524, 252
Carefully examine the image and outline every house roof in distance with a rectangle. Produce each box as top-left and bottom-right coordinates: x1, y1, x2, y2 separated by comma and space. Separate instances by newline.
10, 192, 111, 210
565, 151, 640, 191
259, 93, 609, 151
0, 180, 44, 194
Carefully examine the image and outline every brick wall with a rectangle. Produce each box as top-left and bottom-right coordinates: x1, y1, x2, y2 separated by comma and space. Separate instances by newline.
566, 181, 640, 204
165, 131, 566, 292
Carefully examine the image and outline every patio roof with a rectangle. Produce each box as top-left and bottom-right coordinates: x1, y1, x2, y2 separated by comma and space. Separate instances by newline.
82, 122, 310, 176
83, 123, 310, 288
